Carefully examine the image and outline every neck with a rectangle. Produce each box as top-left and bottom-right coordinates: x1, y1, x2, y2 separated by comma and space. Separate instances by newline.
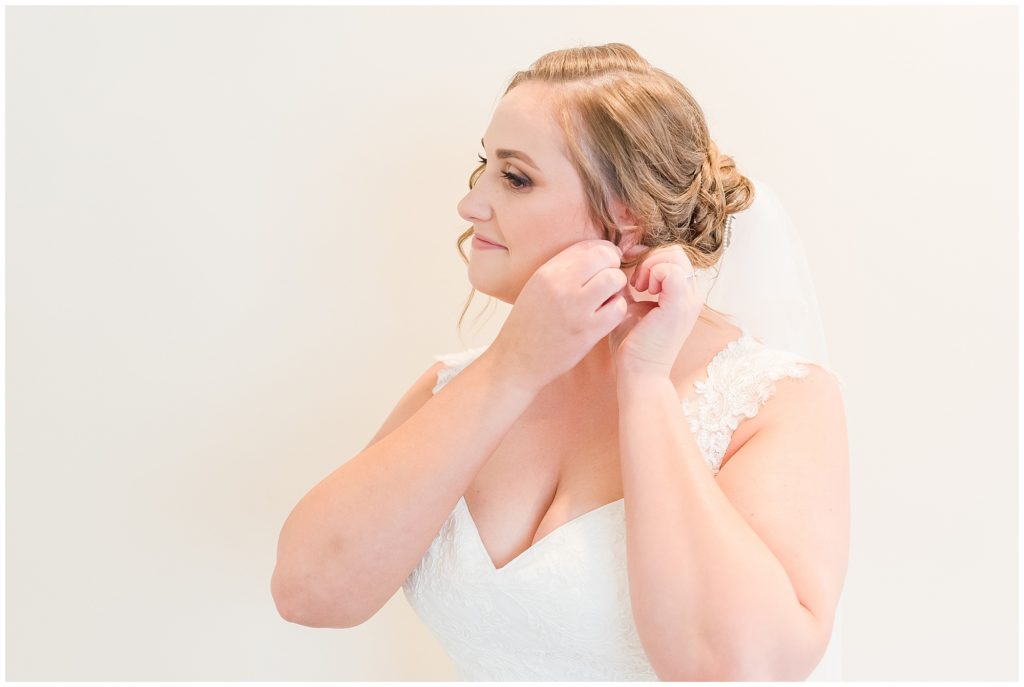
544, 305, 725, 396
545, 336, 619, 398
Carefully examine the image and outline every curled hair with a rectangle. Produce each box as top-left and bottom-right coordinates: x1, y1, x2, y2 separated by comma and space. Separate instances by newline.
456, 42, 756, 335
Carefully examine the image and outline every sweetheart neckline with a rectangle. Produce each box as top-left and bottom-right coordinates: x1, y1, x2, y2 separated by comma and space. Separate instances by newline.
457, 495, 625, 572
445, 327, 755, 574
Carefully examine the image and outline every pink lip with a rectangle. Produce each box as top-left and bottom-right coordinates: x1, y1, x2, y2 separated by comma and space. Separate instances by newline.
472, 235, 506, 249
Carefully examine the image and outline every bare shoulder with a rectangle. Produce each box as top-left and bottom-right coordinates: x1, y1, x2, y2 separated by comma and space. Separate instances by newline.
755, 360, 847, 435
360, 359, 448, 452
788, 361, 845, 404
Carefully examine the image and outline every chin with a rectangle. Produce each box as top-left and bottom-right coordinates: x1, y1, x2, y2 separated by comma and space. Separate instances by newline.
473, 285, 515, 305
467, 273, 517, 305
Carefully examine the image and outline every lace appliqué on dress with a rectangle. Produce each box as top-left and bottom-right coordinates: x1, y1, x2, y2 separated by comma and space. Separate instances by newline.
432, 346, 490, 395
680, 334, 846, 476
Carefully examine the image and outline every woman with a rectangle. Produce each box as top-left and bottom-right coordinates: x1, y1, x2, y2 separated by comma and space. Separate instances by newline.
272, 43, 849, 682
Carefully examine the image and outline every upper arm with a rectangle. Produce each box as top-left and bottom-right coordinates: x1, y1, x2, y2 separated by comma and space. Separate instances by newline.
714, 363, 850, 647
360, 360, 447, 452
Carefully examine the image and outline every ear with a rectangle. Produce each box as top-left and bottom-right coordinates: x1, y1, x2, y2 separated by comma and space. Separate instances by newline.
609, 200, 646, 263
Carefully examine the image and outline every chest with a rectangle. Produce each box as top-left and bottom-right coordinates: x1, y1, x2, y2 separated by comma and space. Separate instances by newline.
462, 371, 766, 571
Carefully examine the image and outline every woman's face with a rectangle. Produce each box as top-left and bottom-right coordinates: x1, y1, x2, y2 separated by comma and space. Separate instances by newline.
457, 82, 634, 304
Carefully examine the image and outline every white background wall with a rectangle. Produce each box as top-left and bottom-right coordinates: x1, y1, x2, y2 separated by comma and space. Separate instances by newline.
5, 4, 1017, 681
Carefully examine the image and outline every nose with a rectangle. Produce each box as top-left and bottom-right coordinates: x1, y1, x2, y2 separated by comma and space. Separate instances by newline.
457, 184, 491, 225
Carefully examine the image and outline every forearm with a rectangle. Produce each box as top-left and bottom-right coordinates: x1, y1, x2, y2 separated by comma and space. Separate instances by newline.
274, 350, 539, 627
616, 374, 820, 680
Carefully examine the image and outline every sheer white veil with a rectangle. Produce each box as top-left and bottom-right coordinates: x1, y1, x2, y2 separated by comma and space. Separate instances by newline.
696, 177, 846, 681
699, 177, 839, 371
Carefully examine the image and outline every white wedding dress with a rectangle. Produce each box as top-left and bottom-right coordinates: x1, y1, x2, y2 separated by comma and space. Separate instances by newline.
402, 328, 847, 681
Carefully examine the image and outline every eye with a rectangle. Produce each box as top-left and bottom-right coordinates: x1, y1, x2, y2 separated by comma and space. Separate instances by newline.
476, 154, 531, 191
501, 170, 530, 190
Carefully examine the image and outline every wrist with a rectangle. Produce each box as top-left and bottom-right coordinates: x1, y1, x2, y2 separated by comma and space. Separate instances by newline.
616, 368, 675, 396
477, 348, 546, 400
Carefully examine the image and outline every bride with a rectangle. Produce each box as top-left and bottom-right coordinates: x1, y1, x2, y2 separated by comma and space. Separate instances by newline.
272, 42, 849, 682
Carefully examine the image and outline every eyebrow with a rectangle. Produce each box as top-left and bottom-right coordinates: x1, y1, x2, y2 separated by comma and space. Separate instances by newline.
481, 137, 541, 172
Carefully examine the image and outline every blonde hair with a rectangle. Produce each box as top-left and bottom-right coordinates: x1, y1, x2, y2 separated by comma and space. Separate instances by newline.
455, 42, 756, 334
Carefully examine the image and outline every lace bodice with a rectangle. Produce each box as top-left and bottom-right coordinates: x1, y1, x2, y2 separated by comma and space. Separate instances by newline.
403, 329, 845, 680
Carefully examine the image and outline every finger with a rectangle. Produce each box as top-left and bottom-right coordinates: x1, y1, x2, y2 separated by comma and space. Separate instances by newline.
654, 264, 689, 309
622, 280, 637, 304
650, 263, 670, 294
604, 240, 624, 263
637, 262, 650, 292
636, 248, 668, 292
639, 257, 666, 292
577, 241, 626, 288
637, 246, 692, 292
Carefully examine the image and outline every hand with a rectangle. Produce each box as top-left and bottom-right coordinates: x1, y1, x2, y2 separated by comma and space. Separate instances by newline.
607, 244, 704, 378
486, 239, 628, 393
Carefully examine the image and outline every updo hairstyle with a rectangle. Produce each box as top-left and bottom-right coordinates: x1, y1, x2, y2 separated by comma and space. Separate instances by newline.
456, 42, 756, 333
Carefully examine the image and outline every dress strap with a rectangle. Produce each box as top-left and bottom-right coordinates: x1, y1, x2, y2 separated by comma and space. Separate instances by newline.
681, 332, 844, 474
432, 345, 490, 394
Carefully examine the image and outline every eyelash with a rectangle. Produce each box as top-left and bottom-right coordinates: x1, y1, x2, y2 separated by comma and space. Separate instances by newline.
477, 154, 531, 190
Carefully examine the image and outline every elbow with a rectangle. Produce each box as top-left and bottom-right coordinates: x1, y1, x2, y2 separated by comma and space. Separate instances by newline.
271, 565, 308, 625
672, 606, 831, 680
270, 564, 362, 629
